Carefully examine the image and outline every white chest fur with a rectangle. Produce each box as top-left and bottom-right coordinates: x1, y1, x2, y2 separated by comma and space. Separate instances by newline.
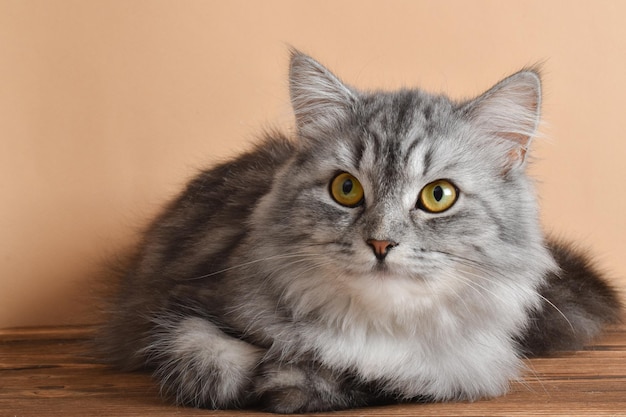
271, 256, 543, 401
302, 317, 522, 401
287, 270, 536, 402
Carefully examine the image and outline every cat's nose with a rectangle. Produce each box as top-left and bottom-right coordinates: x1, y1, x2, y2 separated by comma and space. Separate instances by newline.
366, 239, 398, 261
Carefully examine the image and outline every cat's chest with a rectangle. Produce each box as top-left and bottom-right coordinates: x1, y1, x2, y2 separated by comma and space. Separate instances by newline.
299, 321, 520, 400
309, 327, 423, 377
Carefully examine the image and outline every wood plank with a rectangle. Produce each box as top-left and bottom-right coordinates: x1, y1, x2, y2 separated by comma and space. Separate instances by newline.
1, 325, 625, 416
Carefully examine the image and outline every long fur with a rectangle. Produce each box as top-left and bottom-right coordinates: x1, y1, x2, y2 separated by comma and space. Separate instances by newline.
96, 51, 622, 413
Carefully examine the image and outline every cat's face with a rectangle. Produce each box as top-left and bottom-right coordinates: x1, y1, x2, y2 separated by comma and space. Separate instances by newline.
248, 52, 554, 320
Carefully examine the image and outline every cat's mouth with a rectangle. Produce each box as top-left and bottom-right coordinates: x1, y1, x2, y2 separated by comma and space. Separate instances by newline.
368, 261, 428, 283
371, 261, 396, 277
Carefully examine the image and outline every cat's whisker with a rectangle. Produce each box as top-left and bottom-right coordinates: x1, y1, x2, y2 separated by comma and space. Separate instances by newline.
182, 250, 322, 281
432, 277, 474, 317
271, 259, 339, 310
430, 258, 507, 304
514, 357, 550, 396
222, 254, 335, 322
442, 253, 575, 333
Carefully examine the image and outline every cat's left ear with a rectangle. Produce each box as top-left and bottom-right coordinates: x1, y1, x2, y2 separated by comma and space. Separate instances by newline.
461, 69, 542, 169
289, 50, 357, 138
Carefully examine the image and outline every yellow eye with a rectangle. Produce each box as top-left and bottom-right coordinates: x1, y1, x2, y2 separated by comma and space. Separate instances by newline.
330, 172, 364, 207
418, 179, 458, 213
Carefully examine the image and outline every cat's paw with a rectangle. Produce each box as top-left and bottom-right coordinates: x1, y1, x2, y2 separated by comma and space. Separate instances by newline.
258, 385, 314, 414
253, 363, 318, 413
253, 362, 358, 413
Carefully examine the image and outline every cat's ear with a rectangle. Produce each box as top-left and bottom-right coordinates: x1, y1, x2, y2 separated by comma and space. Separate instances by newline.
462, 69, 542, 169
289, 50, 356, 137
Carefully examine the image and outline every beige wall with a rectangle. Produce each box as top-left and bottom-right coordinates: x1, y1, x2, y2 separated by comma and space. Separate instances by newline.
2, 0, 625, 328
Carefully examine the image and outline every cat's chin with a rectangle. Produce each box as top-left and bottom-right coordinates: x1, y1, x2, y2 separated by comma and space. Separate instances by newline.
367, 262, 421, 280
372, 262, 391, 274
370, 263, 400, 279
361, 265, 427, 286
343, 267, 436, 320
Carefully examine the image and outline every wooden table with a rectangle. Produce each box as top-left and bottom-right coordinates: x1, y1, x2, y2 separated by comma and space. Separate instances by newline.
1, 325, 625, 416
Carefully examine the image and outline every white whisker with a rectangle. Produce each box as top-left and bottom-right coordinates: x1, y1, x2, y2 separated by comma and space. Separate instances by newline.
182, 250, 323, 281
441, 251, 575, 333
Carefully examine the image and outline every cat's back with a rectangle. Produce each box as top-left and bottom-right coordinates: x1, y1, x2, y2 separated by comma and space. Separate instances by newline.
97, 133, 296, 369
166, 133, 296, 227
141, 132, 297, 267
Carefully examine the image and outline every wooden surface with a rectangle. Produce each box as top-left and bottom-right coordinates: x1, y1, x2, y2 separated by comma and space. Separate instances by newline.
1, 325, 625, 416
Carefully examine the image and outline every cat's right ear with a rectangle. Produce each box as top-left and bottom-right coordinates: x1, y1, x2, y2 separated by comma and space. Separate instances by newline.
289, 50, 356, 137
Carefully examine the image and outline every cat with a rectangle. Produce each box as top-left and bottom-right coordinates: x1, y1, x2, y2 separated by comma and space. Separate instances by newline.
96, 50, 622, 413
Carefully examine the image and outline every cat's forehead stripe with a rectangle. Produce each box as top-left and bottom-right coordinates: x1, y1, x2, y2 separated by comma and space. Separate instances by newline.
421, 147, 435, 178
388, 91, 417, 137
403, 137, 422, 166
351, 135, 366, 171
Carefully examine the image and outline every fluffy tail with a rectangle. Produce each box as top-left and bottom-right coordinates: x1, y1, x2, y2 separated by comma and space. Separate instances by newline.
519, 239, 622, 355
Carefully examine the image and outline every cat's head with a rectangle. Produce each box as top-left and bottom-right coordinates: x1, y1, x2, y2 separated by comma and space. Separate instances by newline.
249, 51, 556, 325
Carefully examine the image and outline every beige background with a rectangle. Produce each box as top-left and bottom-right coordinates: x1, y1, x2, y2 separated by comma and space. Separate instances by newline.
1, 0, 625, 328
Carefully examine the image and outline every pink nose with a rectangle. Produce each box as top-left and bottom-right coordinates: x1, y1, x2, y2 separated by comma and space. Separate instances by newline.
366, 239, 398, 261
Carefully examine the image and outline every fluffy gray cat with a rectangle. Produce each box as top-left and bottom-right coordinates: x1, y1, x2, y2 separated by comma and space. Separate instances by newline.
98, 51, 621, 413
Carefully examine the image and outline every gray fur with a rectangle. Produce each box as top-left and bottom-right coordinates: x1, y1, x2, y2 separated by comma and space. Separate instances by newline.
97, 51, 621, 413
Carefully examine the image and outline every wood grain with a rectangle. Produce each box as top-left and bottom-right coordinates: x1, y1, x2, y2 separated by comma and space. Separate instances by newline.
1, 325, 625, 416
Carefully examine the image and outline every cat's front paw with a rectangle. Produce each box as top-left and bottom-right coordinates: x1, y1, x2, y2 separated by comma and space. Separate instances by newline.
253, 362, 319, 413
258, 385, 315, 414
253, 361, 362, 413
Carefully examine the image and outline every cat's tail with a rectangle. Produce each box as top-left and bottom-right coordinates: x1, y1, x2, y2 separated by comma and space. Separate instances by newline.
519, 239, 622, 356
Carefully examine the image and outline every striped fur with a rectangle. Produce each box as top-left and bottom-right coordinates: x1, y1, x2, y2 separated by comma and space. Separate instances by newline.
97, 51, 621, 413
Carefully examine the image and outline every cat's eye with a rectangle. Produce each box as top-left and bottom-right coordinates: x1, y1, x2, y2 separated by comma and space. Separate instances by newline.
330, 172, 364, 207
417, 179, 458, 213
